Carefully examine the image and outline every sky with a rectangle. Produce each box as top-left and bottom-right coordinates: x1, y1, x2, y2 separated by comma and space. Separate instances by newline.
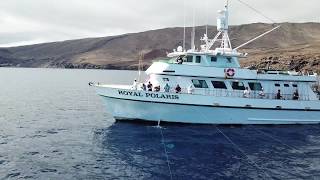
0, 0, 319, 47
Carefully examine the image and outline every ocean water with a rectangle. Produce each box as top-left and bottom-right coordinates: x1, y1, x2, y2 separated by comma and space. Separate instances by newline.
1, 68, 320, 179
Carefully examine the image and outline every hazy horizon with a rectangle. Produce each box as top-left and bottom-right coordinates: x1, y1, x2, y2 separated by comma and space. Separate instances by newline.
1, 0, 319, 47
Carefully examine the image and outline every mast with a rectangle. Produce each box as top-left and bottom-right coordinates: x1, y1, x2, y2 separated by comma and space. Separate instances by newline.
183, 0, 186, 51
170, 0, 279, 58
218, 3, 231, 49
201, 1, 232, 52
205, 0, 208, 36
199, 0, 279, 56
191, 6, 196, 50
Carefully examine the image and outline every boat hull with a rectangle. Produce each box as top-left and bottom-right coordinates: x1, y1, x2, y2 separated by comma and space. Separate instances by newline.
101, 96, 320, 125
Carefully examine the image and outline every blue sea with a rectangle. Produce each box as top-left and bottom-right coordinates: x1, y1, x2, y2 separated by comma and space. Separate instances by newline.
1, 68, 320, 179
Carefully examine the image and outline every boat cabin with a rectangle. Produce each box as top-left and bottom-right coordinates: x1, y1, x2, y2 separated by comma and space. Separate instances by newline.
168, 53, 240, 68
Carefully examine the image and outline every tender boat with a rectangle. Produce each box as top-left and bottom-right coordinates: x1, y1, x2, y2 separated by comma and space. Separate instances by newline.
91, 3, 320, 124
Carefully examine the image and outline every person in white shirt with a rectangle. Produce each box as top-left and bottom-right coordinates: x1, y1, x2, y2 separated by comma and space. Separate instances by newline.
187, 84, 194, 94
132, 79, 138, 90
259, 88, 265, 98
243, 87, 250, 98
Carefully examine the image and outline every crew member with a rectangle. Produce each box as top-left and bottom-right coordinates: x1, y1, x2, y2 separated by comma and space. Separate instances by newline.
177, 56, 183, 64
187, 84, 194, 94
164, 83, 170, 92
276, 89, 282, 99
243, 87, 250, 98
175, 84, 181, 93
259, 88, 265, 98
293, 89, 299, 100
154, 85, 160, 92
141, 83, 147, 91
147, 81, 153, 91
132, 79, 138, 90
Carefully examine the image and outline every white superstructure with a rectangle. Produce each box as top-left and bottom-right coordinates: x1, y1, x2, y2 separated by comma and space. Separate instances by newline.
91, 3, 320, 124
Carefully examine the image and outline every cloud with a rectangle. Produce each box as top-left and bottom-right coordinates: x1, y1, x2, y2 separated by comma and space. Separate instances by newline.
0, 0, 319, 47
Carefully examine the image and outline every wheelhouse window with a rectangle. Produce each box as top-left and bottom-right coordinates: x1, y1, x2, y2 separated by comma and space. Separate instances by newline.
211, 56, 217, 62
284, 84, 290, 87
231, 81, 245, 90
212, 81, 227, 89
275, 83, 281, 87
163, 78, 169, 82
186, 56, 193, 62
192, 79, 208, 88
292, 84, 298, 88
196, 56, 201, 63
248, 82, 263, 91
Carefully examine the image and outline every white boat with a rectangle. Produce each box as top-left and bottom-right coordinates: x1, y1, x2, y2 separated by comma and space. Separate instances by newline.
91, 3, 320, 124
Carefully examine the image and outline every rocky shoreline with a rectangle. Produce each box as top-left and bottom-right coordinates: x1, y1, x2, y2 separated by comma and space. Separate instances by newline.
1, 23, 320, 72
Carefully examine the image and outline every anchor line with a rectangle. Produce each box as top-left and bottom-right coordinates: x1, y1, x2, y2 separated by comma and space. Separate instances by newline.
247, 126, 311, 165
248, 127, 300, 152
215, 126, 273, 179
245, 126, 314, 178
152, 96, 173, 179
196, 110, 273, 179
158, 123, 173, 180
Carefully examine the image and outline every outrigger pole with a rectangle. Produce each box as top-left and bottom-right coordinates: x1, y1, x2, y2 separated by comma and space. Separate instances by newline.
234, 25, 281, 50
233, 0, 281, 50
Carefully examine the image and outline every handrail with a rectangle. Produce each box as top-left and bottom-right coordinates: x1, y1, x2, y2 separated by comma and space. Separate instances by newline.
152, 87, 311, 101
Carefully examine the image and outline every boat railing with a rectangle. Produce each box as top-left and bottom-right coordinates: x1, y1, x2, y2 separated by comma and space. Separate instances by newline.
133, 85, 312, 101
174, 88, 311, 101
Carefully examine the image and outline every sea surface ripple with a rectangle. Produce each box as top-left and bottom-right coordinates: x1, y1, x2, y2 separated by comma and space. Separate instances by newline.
0, 68, 320, 179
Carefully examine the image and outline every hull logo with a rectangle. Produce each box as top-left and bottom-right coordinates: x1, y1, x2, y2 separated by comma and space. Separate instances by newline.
118, 90, 179, 100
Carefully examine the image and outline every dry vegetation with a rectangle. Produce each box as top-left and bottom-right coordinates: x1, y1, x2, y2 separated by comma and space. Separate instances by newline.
0, 23, 319, 72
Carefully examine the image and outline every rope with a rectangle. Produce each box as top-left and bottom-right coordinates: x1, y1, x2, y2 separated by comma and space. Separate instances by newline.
157, 124, 173, 180
195, 109, 272, 179
249, 127, 300, 152
245, 126, 312, 178
236, 0, 277, 24
215, 126, 273, 179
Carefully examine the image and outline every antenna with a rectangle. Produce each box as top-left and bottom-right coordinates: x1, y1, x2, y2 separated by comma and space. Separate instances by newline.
138, 52, 144, 82
191, 6, 196, 50
205, 0, 208, 36
183, 0, 186, 51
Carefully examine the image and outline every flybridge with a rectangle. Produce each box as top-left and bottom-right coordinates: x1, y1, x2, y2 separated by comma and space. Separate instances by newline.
167, 2, 280, 60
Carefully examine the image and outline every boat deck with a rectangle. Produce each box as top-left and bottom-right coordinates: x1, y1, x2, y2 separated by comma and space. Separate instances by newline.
96, 83, 319, 102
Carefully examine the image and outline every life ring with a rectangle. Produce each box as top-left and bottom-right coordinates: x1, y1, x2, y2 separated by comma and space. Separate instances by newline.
225, 68, 235, 77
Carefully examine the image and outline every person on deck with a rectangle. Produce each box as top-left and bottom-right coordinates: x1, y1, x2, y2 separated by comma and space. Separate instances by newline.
187, 84, 194, 94
141, 83, 147, 91
132, 79, 138, 90
276, 89, 282, 99
154, 85, 160, 92
259, 88, 265, 98
175, 84, 181, 93
177, 56, 183, 64
164, 83, 170, 92
243, 87, 250, 98
293, 89, 299, 100
147, 81, 153, 91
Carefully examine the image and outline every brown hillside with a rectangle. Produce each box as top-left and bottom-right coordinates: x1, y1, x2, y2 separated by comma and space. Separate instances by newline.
0, 23, 319, 72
